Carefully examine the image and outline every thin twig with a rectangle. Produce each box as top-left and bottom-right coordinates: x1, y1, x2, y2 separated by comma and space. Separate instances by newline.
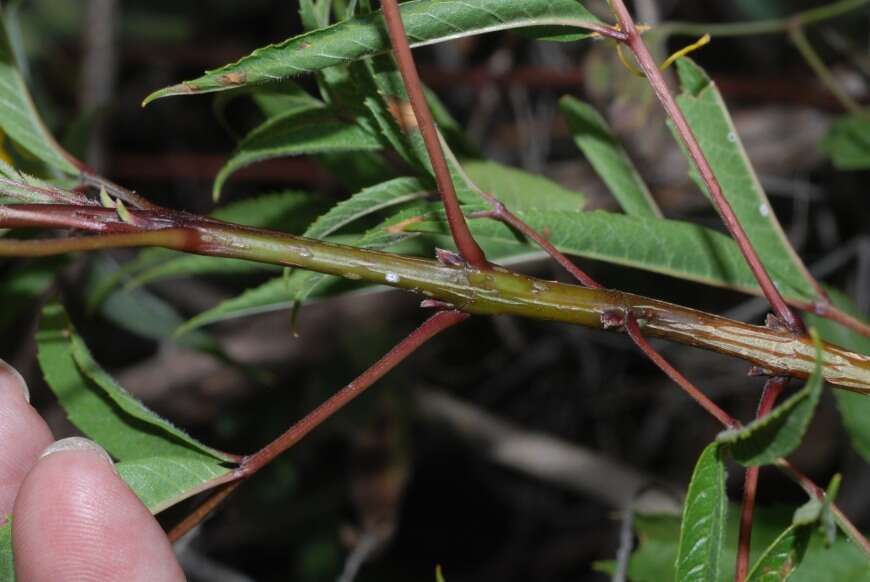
609, 0, 805, 336
167, 309, 468, 541
658, 0, 870, 39
625, 315, 738, 428
380, 0, 488, 268
777, 459, 870, 559
168, 480, 243, 544
241, 309, 468, 474
736, 377, 788, 582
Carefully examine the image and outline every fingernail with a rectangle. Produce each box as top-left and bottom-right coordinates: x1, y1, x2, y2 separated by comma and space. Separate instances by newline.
0, 358, 29, 403
40, 437, 115, 468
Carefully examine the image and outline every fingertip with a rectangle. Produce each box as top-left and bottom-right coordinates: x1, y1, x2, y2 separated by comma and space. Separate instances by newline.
13, 438, 185, 582
0, 361, 53, 514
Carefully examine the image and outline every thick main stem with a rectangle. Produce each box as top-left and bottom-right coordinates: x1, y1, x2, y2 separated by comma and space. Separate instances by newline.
736, 377, 787, 582
1, 208, 868, 390
380, 0, 488, 269
609, 0, 804, 335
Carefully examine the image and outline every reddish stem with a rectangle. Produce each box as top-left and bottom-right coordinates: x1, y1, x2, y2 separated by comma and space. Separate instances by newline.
166, 309, 468, 542
167, 480, 242, 543
625, 315, 738, 428
608, 0, 804, 336
793, 299, 870, 339
242, 309, 468, 474
736, 377, 787, 582
777, 459, 870, 559
380, 0, 488, 269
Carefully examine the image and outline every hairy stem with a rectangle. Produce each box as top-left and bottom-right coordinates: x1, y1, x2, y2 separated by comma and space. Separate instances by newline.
609, 0, 805, 335
380, 0, 488, 269
736, 377, 787, 582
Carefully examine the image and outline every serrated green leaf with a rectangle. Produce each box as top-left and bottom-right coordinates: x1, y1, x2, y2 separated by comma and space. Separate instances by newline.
213, 107, 381, 200
820, 114, 870, 170
461, 159, 586, 212
144, 0, 601, 103
805, 289, 870, 463
675, 443, 727, 582
36, 303, 235, 513
746, 525, 813, 582
716, 331, 825, 466
560, 96, 660, 217
409, 209, 809, 299
620, 507, 870, 582
0, 518, 11, 582
674, 58, 816, 302
0, 7, 76, 174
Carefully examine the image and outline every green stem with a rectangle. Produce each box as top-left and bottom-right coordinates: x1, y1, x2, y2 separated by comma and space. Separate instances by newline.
2, 216, 867, 391
658, 0, 870, 38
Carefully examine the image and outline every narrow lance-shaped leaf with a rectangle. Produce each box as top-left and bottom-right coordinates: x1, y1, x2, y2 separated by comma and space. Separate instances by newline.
213, 107, 382, 200
673, 58, 817, 302
461, 159, 586, 212
560, 96, 661, 218
675, 442, 727, 582
717, 330, 826, 466
143, 0, 603, 104
0, 7, 77, 174
36, 303, 236, 513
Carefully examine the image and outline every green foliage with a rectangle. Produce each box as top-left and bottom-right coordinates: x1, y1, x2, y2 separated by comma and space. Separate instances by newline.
0, 519, 11, 582
411, 209, 808, 297
820, 114, 870, 170
744, 525, 813, 581
36, 303, 235, 513
716, 331, 825, 466
806, 290, 870, 462
614, 508, 870, 582
213, 107, 382, 200
0, 6, 76, 175
674, 58, 817, 303
143, 0, 601, 103
560, 96, 661, 217
675, 443, 727, 582
461, 159, 587, 211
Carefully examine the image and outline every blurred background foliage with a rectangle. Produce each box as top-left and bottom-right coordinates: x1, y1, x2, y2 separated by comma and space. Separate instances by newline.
1, 0, 869, 580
